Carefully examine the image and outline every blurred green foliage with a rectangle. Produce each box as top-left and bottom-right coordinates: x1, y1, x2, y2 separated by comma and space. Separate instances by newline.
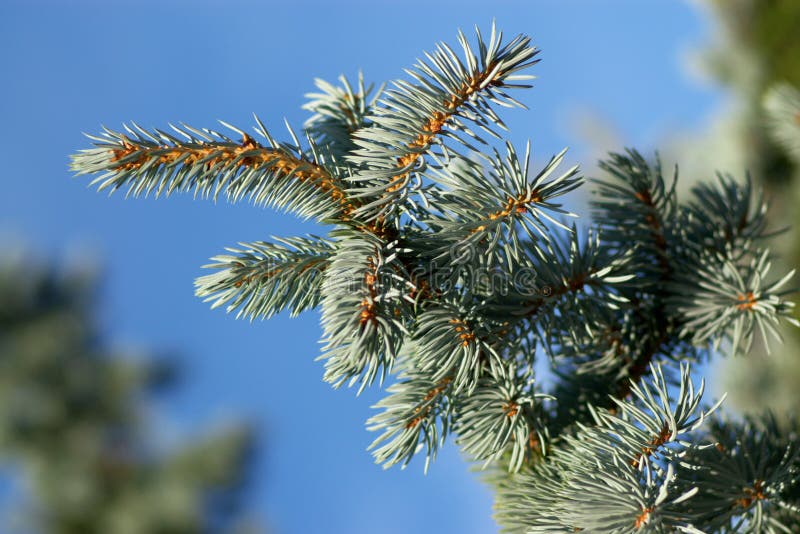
709, 0, 800, 89
0, 254, 258, 534
704, 0, 800, 418
706, 0, 800, 187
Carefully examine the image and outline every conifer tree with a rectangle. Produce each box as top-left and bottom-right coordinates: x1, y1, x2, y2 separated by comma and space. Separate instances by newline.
0, 254, 255, 533
70, 24, 800, 532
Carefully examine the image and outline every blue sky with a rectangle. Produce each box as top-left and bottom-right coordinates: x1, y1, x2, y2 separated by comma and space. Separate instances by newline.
0, 1, 721, 532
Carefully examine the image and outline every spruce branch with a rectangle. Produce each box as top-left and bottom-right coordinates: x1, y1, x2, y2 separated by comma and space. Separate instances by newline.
71, 120, 357, 221
591, 152, 686, 404
684, 173, 772, 260
412, 301, 506, 395
670, 249, 798, 354
67, 22, 800, 531
347, 22, 539, 222
303, 72, 384, 161
367, 371, 455, 472
319, 231, 412, 392
195, 235, 335, 320
496, 364, 717, 533
680, 415, 800, 532
424, 143, 582, 265
455, 365, 547, 472
480, 227, 634, 367
593, 149, 677, 271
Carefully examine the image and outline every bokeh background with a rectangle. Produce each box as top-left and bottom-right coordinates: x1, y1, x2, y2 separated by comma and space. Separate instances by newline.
1, 1, 798, 532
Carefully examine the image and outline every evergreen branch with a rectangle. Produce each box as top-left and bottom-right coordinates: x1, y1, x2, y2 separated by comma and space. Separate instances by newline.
424, 143, 581, 265
546, 310, 680, 427
367, 371, 455, 472
503, 228, 633, 329
303, 72, 384, 161
455, 365, 545, 472
684, 173, 772, 261
613, 329, 671, 401
411, 301, 507, 394
680, 415, 800, 532
496, 364, 715, 532
194, 236, 335, 320
71, 121, 358, 221
585, 363, 719, 469
65, 22, 800, 530
593, 150, 677, 270
670, 250, 798, 354
555, 458, 700, 533
592, 151, 683, 402
492, 458, 569, 533
319, 231, 411, 392
348, 23, 539, 221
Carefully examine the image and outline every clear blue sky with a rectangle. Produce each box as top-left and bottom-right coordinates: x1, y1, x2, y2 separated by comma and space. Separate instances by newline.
0, 1, 721, 532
